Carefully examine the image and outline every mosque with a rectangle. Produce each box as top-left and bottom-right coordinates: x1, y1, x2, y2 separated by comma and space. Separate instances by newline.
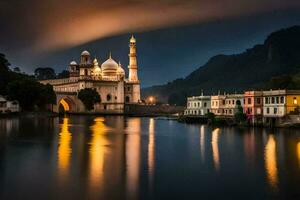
40, 35, 141, 113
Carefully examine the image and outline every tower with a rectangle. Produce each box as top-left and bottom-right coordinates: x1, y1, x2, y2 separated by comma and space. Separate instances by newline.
128, 35, 139, 82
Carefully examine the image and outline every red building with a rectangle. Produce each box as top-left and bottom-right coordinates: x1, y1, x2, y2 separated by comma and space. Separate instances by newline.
243, 91, 263, 124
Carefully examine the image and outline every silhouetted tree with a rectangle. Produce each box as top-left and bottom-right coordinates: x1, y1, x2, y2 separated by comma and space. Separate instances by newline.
34, 67, 56, 80
57, 70, 70, 79
78, 88, 100, 111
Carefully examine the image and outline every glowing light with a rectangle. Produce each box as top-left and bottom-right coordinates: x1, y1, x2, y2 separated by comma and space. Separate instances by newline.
148, 118, 155, 188
148, 96, 155, 105
297, 142, 300, 168
200, 125, 205, 163
57, 118, 72, 175
59, 99, 70, 111
126, 118, 141, 199
265, 135, 278, 191
89, 117, 109, 188
212, 128, 220, 171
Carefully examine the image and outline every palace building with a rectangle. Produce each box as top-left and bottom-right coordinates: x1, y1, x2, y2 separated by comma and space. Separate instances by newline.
41, 35, 141, 113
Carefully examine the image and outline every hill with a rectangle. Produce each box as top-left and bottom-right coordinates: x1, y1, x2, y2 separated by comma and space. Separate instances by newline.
142, 26, 300, 105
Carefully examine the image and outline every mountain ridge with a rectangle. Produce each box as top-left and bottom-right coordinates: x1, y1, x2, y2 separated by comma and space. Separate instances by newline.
142, 25, 300, 105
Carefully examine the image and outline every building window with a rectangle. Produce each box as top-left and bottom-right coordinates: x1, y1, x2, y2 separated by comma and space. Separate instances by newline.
276, 97, 279, 104
247, 98, 251, 104
271, 97, 275, 104
232, 100, 235, 105
267, 107, 270, 114
222, 100, 225, 105
204, 102, 207, 107
127, 87, 130, 91
274, 108, 277, 114
265, 98, 269, 104
257, 98, 261, 104
293, 97, 297, 105
280, 96, 284, 104
198, 102, 200, 107
236, 100, 241, 106
107, 94, 111, 101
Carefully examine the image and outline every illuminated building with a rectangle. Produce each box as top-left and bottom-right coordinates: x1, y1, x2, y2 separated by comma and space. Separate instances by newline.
243, 91, 263, 124
184, 94, 211, 116
40, 36, 141, 113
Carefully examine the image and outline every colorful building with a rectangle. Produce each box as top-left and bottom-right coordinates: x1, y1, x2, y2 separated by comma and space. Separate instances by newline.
243, 91, 263, 123
263, 90, 300, 118
184, 95, 211, 116
223, 94, 244, 117
210, 95, 226, 116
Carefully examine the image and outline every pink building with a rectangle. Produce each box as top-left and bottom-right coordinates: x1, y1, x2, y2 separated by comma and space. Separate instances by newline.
243, 91, 263, 124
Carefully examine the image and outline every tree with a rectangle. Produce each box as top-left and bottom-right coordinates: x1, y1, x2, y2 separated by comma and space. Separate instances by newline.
34, 67, 56, 80
57, 70, 70, 79
234, 105, 246, 124
13, 67, 21, 73
78, 88, 100, 111
0, 53, 10, 94
7, 77, 56, 111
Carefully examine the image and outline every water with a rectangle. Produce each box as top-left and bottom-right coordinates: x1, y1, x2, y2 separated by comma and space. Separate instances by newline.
0, 116, 299, 200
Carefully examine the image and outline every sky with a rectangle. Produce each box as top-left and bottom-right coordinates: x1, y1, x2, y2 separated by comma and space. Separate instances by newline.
1, 0, 300, 87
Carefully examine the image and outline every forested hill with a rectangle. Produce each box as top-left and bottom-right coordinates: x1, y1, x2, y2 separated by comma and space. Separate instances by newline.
142, 26, 300, 105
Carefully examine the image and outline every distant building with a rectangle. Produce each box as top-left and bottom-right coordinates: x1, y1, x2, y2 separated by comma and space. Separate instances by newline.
184, 94, 211, 116
210, 94, 226, 116
243, 91, 263, 123
263, 90, 300, 118
0, 96, 20, 113
223, 94, 244, 117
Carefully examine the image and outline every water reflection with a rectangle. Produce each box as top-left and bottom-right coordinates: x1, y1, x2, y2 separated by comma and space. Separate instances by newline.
148, 118, 155, 189
297, 142, 300, 168
265, 135, 278, 191
89, 117, 109, 189
200, 125, 205, 163
212, 128, 220, 171
57, 118, 72, 176
126, 118, 141, 199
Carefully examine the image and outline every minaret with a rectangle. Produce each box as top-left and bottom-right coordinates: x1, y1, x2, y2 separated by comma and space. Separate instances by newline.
128, 35, 139, 82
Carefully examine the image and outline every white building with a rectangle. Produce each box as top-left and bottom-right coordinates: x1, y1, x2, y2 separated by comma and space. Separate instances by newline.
40, 35, 141, 113
263, 90, 286, 117
0, 96, 20, 113
184, 95, 211, 116
223, 94, 244, 116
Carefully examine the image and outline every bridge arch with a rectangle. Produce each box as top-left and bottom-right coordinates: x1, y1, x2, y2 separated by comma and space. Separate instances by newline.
58, 97, 76, 113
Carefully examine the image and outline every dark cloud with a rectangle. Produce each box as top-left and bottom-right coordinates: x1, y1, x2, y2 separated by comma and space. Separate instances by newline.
1, 0, 300, 53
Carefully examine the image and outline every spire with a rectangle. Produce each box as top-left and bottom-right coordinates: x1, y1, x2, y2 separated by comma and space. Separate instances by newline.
109, 51, 112, 59
130, 34, 136, 43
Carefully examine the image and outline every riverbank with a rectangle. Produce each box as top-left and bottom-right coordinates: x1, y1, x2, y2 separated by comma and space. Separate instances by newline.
0, 111, 59, 118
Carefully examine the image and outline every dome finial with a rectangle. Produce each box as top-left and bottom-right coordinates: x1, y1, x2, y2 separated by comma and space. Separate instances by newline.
109, 51, 112, 59
130, 34, 136, 43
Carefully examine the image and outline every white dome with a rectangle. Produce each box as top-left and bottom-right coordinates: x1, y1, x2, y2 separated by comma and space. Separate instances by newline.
70, 61, 77, 65
117, 62, 125, 74
81, 50, 90, 56
101, 57, 118, 73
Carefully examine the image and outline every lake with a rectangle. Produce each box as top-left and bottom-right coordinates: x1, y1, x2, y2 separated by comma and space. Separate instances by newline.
0, 116, 299, 199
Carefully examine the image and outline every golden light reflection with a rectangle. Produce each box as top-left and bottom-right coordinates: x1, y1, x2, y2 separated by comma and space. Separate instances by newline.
148, 118, 155, 188
89, 117, 109, 187
200, 125, 205, 163
297, 142, 300, 168
58, 118, 72, 175
212, 128, 220, 171
59, 99, 70, 111
126, 118, 141, 199
265, 135, 278, 190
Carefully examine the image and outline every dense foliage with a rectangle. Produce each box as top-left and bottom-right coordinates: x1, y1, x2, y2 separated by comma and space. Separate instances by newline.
143, 26, 300, 105
0, 54, 56, 111
78, 88, 100, 111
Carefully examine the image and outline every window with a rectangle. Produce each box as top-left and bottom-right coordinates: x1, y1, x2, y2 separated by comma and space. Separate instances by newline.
247, 98, 251, 104
107, 94, 111, 101
232, 100, 235, 105
276, 97, 279, 104
222, 100, 225, 105
274, 108, 277, 114
236, 100, 241, 106
84, 69, 88, 75
267, 107, 270, 114
198, 102, 200, 107
247, 108, 251, 114
204, 102, 207, 107
293, 97, 297, 105
127, 87, 130, 91
280, 96, 284, 104
265, 98, 269, 104
271, 97, 275, 104
257, 98, 261, 104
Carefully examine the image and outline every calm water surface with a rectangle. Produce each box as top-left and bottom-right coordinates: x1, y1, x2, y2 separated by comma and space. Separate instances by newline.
0, 116, 299, 200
